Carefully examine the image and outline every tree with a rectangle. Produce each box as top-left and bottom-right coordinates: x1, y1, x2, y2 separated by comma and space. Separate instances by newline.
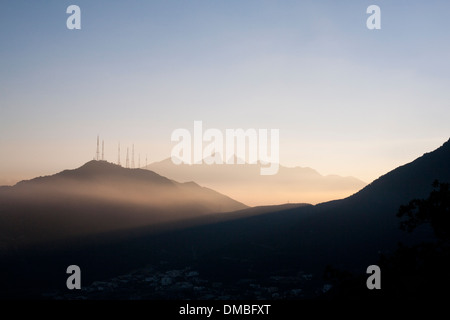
397, 180, 450, 241
323, 180, 450, 299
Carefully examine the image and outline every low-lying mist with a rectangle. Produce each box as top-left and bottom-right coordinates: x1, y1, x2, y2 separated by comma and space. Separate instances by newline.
0, 161, 247, 253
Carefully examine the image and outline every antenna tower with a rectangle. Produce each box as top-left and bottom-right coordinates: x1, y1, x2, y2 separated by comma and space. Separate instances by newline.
96, 135, 100, 161
131, 144, 135, 168
118, 143, 121, 166
126, 147, 130, 168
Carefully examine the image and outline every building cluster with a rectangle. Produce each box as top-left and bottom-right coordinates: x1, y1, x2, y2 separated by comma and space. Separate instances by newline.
46, 263, 331, 300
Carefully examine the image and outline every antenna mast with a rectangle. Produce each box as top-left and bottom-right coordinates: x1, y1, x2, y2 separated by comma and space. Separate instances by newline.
126, 147, 129, 168
96, 135, 100, 161
118, 143, 121, 166
131, 144, 135, 168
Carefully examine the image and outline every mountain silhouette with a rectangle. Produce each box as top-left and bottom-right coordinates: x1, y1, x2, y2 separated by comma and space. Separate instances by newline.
96, 137, 450, 287
0, 160, 247, 251
1, 138, 449, 298
145, 158, 366, 206
179, 137, 450, 276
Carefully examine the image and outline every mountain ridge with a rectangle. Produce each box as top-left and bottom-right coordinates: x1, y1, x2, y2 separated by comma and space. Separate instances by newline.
0, 160, 248, 251
1, 138, 449, 298
145, 157, 367, 206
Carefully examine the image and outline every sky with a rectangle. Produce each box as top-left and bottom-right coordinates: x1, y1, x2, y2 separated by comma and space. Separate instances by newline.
1, 0, 449, 185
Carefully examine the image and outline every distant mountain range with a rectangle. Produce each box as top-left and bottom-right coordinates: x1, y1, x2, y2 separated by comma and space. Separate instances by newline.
144, 158, 367, 206
0, 160, 247, 251
1, 138, 449, 299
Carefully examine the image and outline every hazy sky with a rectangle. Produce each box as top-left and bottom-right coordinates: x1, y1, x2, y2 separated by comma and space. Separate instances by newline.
1, 0, 449, 185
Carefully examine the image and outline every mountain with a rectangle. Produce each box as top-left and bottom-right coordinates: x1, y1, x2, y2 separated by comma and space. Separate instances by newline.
0, 160, 247, 251
177, 137, 450, 277
62, 137, 449, 294
2, 138, 449, 299
145, 158, 367, 206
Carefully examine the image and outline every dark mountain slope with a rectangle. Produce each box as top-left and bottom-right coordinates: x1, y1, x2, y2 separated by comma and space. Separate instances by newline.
2, 139, 449, 298
140, 138, 450, 280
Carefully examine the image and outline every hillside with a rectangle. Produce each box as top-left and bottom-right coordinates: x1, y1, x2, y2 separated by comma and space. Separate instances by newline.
1, 138, 449, 298
0, 160, 247, 251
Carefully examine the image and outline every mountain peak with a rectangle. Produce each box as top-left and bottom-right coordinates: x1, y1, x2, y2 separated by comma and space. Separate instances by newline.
77, 160, 122, 172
